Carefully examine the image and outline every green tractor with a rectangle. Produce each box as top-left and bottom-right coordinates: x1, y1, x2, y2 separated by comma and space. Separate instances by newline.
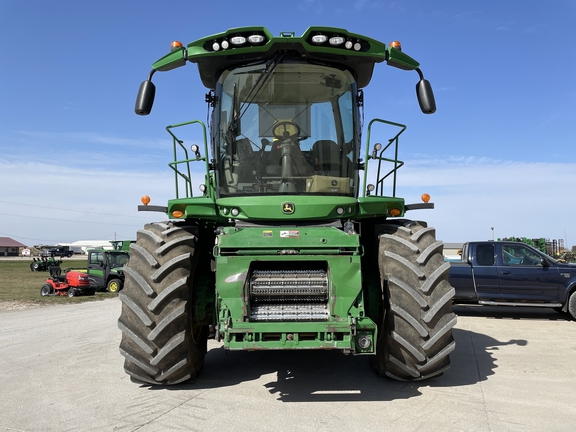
118, 27, 456, 385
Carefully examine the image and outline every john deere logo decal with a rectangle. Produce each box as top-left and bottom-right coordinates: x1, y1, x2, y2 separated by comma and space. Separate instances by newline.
282, 202, 295, 214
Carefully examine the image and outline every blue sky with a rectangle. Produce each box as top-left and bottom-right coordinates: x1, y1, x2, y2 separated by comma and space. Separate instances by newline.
1, 0, 575, 248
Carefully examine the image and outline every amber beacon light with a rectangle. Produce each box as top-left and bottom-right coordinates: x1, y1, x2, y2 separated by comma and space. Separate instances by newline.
170, 41, 183, 51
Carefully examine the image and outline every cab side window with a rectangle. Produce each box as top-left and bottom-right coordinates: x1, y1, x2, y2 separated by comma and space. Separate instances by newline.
502, 245, 540, 266
89, 252, 103, 265
476, 243, 495, 266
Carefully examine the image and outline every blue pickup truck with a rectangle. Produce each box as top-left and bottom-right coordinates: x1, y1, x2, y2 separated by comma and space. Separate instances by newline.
450, 241, 576, 319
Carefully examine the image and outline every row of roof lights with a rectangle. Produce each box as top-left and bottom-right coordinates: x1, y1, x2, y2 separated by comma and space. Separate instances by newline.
310, 34, 363, 51
211, 34, 266, 52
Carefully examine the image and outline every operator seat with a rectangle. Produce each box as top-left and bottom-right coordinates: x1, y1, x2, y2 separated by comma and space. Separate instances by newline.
223, 138, 258, 192
311, 140, 342, 176
49, 265, 66, 282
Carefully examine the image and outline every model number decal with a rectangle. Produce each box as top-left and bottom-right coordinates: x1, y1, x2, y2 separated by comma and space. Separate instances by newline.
280, 230, 300, 238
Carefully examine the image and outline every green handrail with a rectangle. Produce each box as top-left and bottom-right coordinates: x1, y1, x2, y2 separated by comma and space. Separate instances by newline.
165, 120, 209, 199
363, 118, 406, 197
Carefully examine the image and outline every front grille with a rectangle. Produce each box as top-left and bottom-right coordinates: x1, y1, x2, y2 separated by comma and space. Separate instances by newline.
249, 269, 329, 321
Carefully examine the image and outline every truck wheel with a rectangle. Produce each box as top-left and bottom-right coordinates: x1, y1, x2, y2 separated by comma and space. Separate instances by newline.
40, 284, 53, 296
371, 220, 456, 381
107, 278, 122, 293
118, 221, 203, 385
568, 291, 576, 320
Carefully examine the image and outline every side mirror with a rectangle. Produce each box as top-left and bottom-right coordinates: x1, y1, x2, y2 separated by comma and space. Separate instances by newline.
540, 257, 550, 267
134, 80, 156, 116
416, 79, 436, 114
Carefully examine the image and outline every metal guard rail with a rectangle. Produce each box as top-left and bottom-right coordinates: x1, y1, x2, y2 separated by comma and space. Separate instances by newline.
363, 118, 406, 197
165, 120, 209, 199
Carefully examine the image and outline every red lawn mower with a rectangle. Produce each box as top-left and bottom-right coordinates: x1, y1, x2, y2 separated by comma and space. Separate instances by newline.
40, 266, 96, 298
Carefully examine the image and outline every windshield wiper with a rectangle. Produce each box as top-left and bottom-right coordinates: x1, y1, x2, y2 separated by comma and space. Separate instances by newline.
227, 52, 285, 141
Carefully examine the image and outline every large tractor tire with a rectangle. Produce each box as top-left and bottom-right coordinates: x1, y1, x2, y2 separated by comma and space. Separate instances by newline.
118, 221, 206, 385
371, 219, 456, 381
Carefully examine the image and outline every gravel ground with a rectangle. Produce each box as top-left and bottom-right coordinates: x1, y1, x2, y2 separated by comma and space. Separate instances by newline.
1, 300, 575, 431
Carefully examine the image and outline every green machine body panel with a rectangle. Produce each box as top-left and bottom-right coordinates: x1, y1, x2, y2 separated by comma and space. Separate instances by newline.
213, 225, 376, 353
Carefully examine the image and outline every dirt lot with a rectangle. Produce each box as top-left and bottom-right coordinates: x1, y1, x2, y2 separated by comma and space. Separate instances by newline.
0, 300, 51, 312
1, 299, 575, 431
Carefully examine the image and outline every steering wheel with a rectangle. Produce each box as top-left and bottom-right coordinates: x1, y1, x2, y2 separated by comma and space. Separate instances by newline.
272, 121, 301, 141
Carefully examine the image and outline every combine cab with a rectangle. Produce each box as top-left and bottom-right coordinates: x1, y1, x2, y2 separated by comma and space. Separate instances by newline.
118, 27, 456, 385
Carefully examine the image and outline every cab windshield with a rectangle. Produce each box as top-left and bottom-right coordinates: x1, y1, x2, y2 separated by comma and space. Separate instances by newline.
109, 252, 129, 268
213, 61, 358, 197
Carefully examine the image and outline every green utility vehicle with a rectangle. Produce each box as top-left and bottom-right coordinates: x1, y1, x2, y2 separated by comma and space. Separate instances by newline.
118, 27, 456, 385
85, 248, 129, 293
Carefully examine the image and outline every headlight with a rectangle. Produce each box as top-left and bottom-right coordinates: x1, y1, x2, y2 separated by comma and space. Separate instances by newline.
329, 36, 344, 46
311, 34, 327, 44
230, 36, 246, 45
248, 34, 265, 44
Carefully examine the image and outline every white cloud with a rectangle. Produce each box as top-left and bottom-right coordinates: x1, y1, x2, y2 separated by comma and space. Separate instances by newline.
13, 130, 164, 149
0, 158, 205, 244
390, 156, 576, 245
2, 155, 574, 249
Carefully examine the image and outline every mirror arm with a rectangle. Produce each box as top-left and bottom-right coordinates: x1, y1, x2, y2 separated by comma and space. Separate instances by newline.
415, 67, 424, 80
